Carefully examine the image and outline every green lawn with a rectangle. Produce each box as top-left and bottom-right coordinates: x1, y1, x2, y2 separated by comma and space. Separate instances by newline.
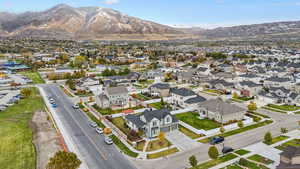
196, 153, 238, 169
110, 135, 138, 158
203, 89, 224, 95
262, 106, 287, 114
248, 111, 270, 118
178, 125, 203, 139
199, 120, 273, 143
147, 148, 179, 159
135, 93, 151, 101
0, 87, 45, 169
248, 154, 274, 165
238, 97, 254, 101
267, 104, 300, 111
264, 135, 289, 145
176, 112, 221, 130
111, 117, 130, 136
225, 164, 243, 169
275, 139, 300, 150
149, 102, 166, 109
20, 71, 45, 84
234, 149, 250, 156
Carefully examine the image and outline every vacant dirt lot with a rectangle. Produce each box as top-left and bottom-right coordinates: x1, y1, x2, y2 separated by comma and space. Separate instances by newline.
30, 111, 61, 169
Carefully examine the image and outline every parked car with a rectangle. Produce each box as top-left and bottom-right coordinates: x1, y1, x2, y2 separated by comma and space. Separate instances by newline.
95, 127, 103, 134
209, 136, 224, 145
89, 121, 97, 128
104, 137, 113, 145
72, 104, 80, 109
222, 147, 234, 154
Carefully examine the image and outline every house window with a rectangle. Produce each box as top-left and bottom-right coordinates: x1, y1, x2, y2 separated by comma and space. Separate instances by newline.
166, 116, 171, 123
152, 121, 157, 126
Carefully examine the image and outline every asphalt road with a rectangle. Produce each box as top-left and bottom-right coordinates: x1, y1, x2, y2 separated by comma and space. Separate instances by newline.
41, 84, 137, 169
132, 108, 300, 169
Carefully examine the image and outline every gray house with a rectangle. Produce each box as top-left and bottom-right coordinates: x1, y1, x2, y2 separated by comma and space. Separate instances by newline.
125, 109, 178, 138
198, 98, 246, 123
95, 86, 129, 108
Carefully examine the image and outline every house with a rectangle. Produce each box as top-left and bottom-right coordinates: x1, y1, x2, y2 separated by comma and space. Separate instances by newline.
264, 76, 292, 88
198, 99, 246, 123
205, 79, 234, 94
76, 77, 99, 91
277, 146, 300, 169
177, 70, 194, 83
236, 81, 262, 97
170, 88, 198, 107
286, 92, 300, 106
149, 83, 171, 97
125, 109, 178, 138
257, 87, 291, 104
95, 86, 129, 108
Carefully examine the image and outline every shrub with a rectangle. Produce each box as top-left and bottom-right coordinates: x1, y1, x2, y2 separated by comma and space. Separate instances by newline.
208, 146, 219, 159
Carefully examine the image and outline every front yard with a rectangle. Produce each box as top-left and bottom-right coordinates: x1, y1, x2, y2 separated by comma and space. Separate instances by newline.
247, 154, 274, 165
275, 139, 300, 150
267, 104, 300, 112
178, 125, 203, 139
175, 112, 221, 130
146, 138, 172, 152
264, 135, 289, 145
203, 89, 224, 95
111, 117, 142, 141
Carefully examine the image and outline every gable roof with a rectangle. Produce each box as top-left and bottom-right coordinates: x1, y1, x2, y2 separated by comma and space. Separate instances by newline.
150, 83, 170, 89
106, 86, 128, 95
199, 99, 245, 115
170, 88, 196, 97
184, 96, 207, 104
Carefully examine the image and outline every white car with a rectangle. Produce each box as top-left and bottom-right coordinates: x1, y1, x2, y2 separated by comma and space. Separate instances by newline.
89, 121, 97, 128
72, 104, 79, 109
95, 127, 103, 134
104, 137, 113, 145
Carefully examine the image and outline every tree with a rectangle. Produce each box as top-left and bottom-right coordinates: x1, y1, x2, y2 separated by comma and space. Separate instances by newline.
158, 132, 165, 145
264, 132, 272, 144
248, 101, 257, 111
74, 55, 86, 68
238, 121, 244, 128
281, 127, 288, 134
219, 126, 225, 135
232, 92, 239, 99
21, 88, 32, 98
208, 146, 219, 159
189, 155, 198, 168
47, 151, 81, 169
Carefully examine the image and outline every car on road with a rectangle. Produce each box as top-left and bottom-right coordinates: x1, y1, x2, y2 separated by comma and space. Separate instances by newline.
49, 98, 55, 104
104, 137, 113, 145
209, 136, 224, 145
52, 103, 58, 108
72, 104, 80, 109
222, 147, 234, 154
89, 121, 97, 128
95, 127, 103, 134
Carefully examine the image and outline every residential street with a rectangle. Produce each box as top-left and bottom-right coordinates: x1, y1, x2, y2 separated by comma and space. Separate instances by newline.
132, 109, 300, 169
41, 84, 137, 169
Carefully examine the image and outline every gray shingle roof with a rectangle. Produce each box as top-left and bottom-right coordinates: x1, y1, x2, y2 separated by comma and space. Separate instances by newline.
106, 86, 128, 95
184, 96, 207, 104
199, 99, 245, 115
150, 83, 170, 89
170, 88, 196, 97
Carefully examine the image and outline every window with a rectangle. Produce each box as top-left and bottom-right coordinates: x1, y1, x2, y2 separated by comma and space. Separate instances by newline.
152, 121, 157, 126
166, 116, 171, 123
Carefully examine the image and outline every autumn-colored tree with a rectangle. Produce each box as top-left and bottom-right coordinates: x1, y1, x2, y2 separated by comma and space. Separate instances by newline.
238, 121, 244, 128
248, 101, 257, 111
158, 132, 165, 145
232, 92, 239, 99
21, 88, 32, 98
219, 126, 225, 135
47, 151, 81, 169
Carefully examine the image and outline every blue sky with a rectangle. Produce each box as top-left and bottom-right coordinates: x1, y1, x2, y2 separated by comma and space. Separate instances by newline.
1, 0, 300, 28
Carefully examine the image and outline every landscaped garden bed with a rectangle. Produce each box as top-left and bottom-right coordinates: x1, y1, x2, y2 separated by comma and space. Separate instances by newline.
146, 138, 172, 152
247, 154, 274, 165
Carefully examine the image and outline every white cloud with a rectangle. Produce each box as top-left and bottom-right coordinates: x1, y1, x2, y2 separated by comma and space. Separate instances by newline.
102, 0, 120, 5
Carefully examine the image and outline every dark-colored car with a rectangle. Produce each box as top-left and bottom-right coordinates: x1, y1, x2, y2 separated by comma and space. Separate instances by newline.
209, 136, 224, 145
222, 147, 234, 154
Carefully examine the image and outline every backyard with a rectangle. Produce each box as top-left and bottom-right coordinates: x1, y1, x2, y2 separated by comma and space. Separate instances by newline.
0, 88, 45, 169
175, 112, 221, 130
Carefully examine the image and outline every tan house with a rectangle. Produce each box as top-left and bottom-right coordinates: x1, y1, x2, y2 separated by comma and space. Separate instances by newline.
277, 146, 300, 169
149, 83, 170, 97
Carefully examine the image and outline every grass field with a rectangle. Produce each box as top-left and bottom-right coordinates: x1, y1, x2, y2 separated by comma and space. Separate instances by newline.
248, 154, 274, 165
147, 148, 178, 159
267, 104, 300, 111
0, 88, 45, 169
176, 112, 221, 130
20, 72, 45, 84
178, 125, 203, 139
149, 102, 166, 109
234, 149, 250, 156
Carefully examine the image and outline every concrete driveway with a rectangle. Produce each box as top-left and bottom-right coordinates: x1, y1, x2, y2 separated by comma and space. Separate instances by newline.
166, 130, 200, 151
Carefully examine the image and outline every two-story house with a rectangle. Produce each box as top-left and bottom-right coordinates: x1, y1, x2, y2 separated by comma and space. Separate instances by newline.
125, 109, 178, 138
95, 86, 129, 108
149, 83, 171, 97
277, 146, 300, 169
